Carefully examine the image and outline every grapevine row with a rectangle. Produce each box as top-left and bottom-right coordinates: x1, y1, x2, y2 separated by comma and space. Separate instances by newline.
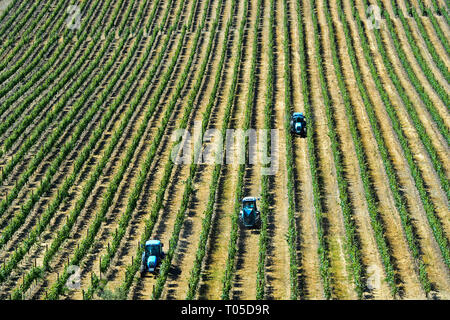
0, 0, 104, 155
390, 1, 450, 106
406, 1, 450, 84
366, 1, 450, 148
0, 0, 70, 87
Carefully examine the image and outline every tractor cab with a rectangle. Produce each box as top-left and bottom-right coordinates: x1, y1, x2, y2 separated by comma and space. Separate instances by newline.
140, 240, 165, 276
290, 112, 307, 137
239, 197, 261, 228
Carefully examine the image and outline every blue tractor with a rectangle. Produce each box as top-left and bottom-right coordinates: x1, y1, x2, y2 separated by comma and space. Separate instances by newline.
239, 197, 261, 228
290, 112, 307, 137
140, 240, 165, 276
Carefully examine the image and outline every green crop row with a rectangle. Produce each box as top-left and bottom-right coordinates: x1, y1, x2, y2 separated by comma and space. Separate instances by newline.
373, 6, 450, 199
256, 0, 270, 300
411, 3, 450, 86
76, 1, 199, 301
425, 7, 450, 54
0, 0, 118, 186
94, 6, 186, 280
0, 0, 68, 105
90, 0, 198, 289
0, 0, 57, 68
430, 0, 450, 23
0, 0, 139, 142
91, 0, 204, 299
407, 3, 450, 93
110, 0, 215, 299
365, 3, 450, 148
390, 1, 450, 106
343, 0, 432, 294
0, 0, 155, 154
0, 0, 19, 26
1, 0, 167, 282
0, 0, 71, 87
229, 0, 264, 300
413, 0, 427, 16
364, 0, 450, 264
256, 0, 272, 299
3, 0, 65, 43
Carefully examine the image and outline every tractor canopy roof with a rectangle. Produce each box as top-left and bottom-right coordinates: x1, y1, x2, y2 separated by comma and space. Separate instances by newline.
242, 197, 257, 202
292, 112, 304, 119
145, 240, 161, 247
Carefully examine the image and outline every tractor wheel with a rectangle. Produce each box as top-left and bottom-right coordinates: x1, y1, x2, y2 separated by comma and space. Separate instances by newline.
140, 264, 145, 277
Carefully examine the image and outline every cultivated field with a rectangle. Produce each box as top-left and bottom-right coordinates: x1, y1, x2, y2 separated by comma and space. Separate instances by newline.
0, 0, 448, 300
